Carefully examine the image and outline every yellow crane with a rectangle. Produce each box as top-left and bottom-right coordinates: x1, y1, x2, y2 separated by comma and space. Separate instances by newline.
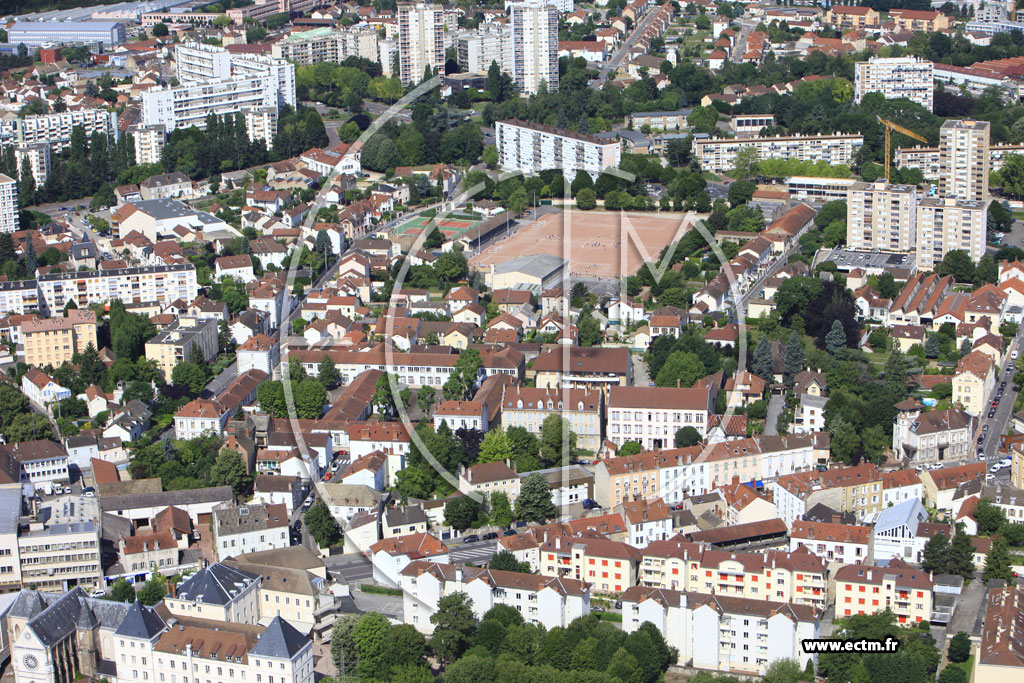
877, 115, 928, 182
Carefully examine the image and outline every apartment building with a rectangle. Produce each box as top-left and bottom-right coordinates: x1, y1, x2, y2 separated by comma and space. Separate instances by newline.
824, 5, 881, 29
638, 540, 828, 608
0, 108, 118, 153
456, 24, 513, 74
854, 56, 934, 111
399, 2, 444, 86
458, 460, 521, 502
920, 462, 987, 513
594, 446, 705, 509
141, 76, 277, 134
607, 385, 712, 449
18, 521, 102, 592
230, 52, 297, 108
22, 309, 98, 368
0, 174, 17, 235
174, 41, 232, 82
401, 560, 589, 632
846, 180, 918, 253
789, 520, 871, 566
834, 559, 933, 624
915, 196, 988, 271
165, 562, 261, 623
769, 463, 882, 527
495, 119, 622, 181
975, 584, 1024, 683
787, 175, 858, 201
511, 1, 559, 95
538, 535, 640, 594
621, 587, 819, 675
531, 345, 632, 392
501, 386, 604, 451
939, 119, 991, 201
15, 143, 51, 186
212, 502, 290, 561
36, 264, 198, 314
129, 124, 167, 166
953, 350, 996, 417
694, 134, 864, 174
273, 26, 380, 64
144, 316, 219, 380
890, 8, 951, 32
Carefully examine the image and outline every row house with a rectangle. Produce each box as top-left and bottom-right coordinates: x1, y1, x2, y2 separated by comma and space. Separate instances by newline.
501, 386, 604, 452
538, 534, 641, 594
789, 519, 871, 566
606, 385, 712, 449
638, 539, 827, 609
621, 587, 819, 675
834, 558, 933, 624
768, 462, 881, 527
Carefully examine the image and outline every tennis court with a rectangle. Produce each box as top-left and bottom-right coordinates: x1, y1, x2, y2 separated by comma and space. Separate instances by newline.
394, 213, 482, 238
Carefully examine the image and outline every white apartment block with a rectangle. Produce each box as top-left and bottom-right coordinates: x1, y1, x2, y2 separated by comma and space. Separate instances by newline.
606, 386, 712, 450
621, 587, 819, 675
0, 174, 16, 235
0, 108, 118, 153
175, 42, 296, 108
141, 76, 277, 134
15, 143, 51, 186
846, 180, 918, 253
0, 280, 38, 314
694, 134, 864, 174
272, 26, 380, 64
174, 41, 232, 82
854, 56, 934, 111
399, 2, 445, 86
456, 24, 513, 74
916, 196, 988, 271
18, 521, 103, 592
129, 124, 167, 166
511, 1, 559, 95
244, 106, 278, 145
898, 142, 1024, 179
939, 119, 990, 201
496, 118, 622, 181
400, 561, 590, 633
35, 264, 199, 315
787, 176, 857, 201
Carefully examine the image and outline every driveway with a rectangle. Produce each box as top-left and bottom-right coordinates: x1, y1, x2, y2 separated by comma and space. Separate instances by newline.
633, 355, 651, 386
947, 575, 987, 638
763, 394, 784, 436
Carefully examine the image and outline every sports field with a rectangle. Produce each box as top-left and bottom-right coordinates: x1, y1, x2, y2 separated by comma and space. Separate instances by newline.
468, 210, 694, 280
395, 214, 481, 238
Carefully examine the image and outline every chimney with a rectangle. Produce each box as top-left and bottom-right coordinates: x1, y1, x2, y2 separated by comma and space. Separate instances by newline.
832, 514, 840, 523
677, 378, 681, 388
455, 566, 463, 584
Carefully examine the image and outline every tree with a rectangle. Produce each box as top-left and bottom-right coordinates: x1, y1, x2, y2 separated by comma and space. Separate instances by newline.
830, 420, 860, 464
489, 549, 530, 573
576, 187, 597, 210
330, 614, 360, 673
925, 333, 940, 359
885, 349, 909, 399
171, 362, 208, 395
4, 413, 52, 443
984, 534, 1014, 581
444, 496, 481, 531
783, 332, 805, 387
655, 350, 705, 388
731, 146, 760, 181
947, 632, 971, 664
825, 319, 847, 355
675, 426, 701, 447
539, 414, 576, 467
489, 491, 513, 527
937, 250, 976, 283
577, 308, 601, 346
373, 373, 399, 418
293, 379, 327, 419
619, 440, 644, 456
430, 592, 477, 664
479, 429, 512, 463
975, 498, 1007, 535
921, 532, 950, 573
417, 385, 436, 416
151, 22, 169, 36
515, 472, 556, 523
751, 336, 774, 381
137, 574, 166, 605
109, 577, 135, 602
482, 144, 499, 168
764, 658, 804, 683
304, 500, 340, 547
318, 355, 340, 388
727, 178, 756, 207
947, 526, 976, 579
209, 448, 250, 497
507, 426, 540, 472
352, 612, 391, 681
938, 666, 968, 683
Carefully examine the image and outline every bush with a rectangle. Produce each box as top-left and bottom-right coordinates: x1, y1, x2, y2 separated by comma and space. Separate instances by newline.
359, 584, 404, 596
947, 632, 971, 663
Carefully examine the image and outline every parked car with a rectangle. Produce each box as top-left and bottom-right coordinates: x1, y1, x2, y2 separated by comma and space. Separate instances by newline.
582, 498, 601, 510
462, 534, 480, 544
482, 532, 499, 541
502, 529, 517, 536
90, 589, 106, 598
83, 491, 95, 498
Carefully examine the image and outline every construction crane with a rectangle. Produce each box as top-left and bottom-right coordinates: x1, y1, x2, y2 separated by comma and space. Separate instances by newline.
877, 115, 928, 183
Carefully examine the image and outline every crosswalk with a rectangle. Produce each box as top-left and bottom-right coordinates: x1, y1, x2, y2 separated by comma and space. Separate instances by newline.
451, 541, 498, 566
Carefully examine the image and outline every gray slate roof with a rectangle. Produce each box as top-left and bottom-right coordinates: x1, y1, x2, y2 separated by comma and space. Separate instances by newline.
115, 600, 166, 640
174, 562, 259, 606
248, 616, 309, 659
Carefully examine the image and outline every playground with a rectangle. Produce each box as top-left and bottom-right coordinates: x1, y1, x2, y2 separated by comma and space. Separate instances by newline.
468, 210, 694, 281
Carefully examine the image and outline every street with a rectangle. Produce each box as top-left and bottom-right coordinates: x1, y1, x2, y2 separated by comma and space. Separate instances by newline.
594, 6, 664, 87
972, 332, 1021, 482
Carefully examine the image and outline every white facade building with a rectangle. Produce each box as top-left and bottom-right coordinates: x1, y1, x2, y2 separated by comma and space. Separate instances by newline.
846, 181, 919, 254
496, 119, 622, 180
456, 24, 513, 74
0, 174, 16, 235
141, 77, 277, 135
511, 1, 559, 95
35, 264, 198, 314
399, 2, 445, 86
915, 196, 988, 271
15, 144, 51, 186
0, 108, 118, 153
129, 124, 167, 166
854, 56, 934, 111
695, 134, 864, 174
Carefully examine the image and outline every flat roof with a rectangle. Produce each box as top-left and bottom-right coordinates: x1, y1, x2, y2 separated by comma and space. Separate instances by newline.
824, 248, 915, 272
